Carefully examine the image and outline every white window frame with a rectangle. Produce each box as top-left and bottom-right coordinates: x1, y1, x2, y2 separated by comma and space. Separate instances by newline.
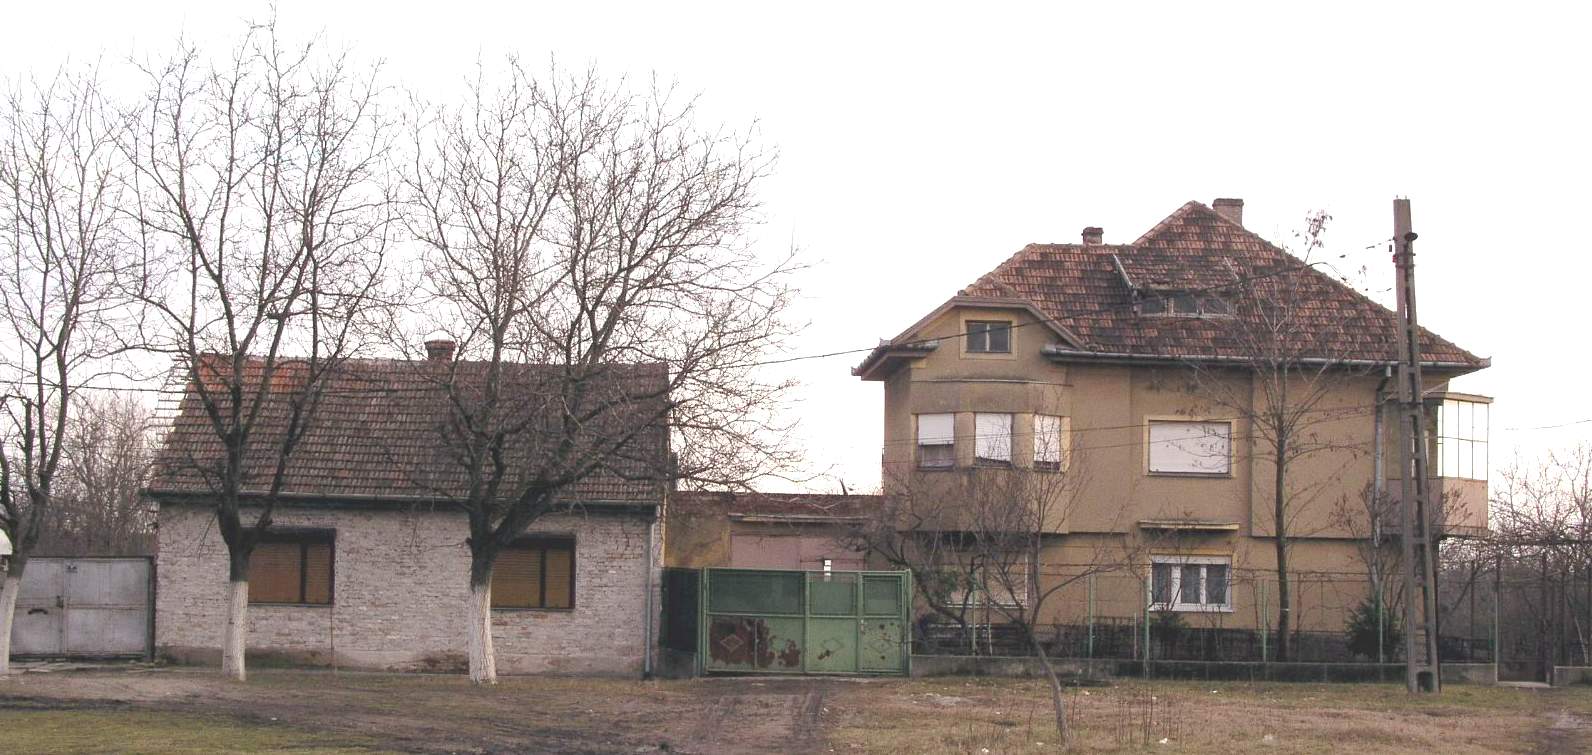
1149, 555, 1232, 613
916, 413, 955, 468
1033, 414, 1068, 472
974, 412, 1013, 466
1435, 398, 1488, 481
1146, 419, 1233, 476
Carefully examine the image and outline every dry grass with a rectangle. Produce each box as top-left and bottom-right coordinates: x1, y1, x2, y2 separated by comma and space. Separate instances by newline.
819, 678, 1592, 753
2, 669, 1588, 753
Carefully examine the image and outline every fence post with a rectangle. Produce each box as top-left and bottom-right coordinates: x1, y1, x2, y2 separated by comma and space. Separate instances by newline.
1142, 575, 1151, 679
1260, 580, 1269, 664
1087, 573, 1096, 659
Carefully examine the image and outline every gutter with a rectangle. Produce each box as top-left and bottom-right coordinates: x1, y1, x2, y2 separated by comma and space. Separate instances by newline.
142, 488, 660, 513
1041, 344, 1488, 372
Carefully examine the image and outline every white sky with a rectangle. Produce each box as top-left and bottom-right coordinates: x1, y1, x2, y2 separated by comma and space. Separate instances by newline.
5, 1, 1587, 493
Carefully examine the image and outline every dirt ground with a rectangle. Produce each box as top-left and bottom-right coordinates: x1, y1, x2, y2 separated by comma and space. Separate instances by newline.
1, 667, 1589, 754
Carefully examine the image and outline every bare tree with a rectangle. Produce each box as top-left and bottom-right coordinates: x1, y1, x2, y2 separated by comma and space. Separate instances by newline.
1487, 448, 1592, 666
406, 62, 796, 683
858, 450, 1136, 747
1181, 212, 1377, 661
0, 66, 134, 674
126, 22, 398, 681
32, 392, 156, 557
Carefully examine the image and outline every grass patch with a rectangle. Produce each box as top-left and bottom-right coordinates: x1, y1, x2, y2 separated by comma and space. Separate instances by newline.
821, 678, 1592, 753
0, 708, 377, 754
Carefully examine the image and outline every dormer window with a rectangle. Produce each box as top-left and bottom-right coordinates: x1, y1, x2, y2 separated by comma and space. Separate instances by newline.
1139, 292, 1229, 316
966, 320, 1012, 353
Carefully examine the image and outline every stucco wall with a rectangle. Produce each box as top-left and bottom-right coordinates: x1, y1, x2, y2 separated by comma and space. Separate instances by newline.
155, 502, 659, 676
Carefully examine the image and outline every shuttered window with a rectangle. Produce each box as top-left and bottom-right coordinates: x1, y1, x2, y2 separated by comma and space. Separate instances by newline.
492, 538, 576, 610
250, 531, 334, 605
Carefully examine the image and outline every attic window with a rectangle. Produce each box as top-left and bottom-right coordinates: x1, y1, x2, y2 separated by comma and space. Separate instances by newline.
1140, 292, 1229, 317
966, 320, 1012, 353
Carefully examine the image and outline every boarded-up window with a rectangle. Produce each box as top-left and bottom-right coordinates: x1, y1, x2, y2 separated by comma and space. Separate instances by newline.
492, 538, 575, 609
1147, 420, 1231, 475
250, 531, 334, 605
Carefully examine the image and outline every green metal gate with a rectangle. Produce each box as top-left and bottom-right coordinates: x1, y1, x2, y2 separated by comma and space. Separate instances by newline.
699, 568, 911, 675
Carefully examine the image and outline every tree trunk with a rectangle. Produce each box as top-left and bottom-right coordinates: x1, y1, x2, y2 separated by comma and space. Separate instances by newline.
1274, 453, 1291, 662
222, 547, 250, 681
0, 558, 25, 676
468, 558, 496, 684
222, 581, 248, 681
1029, 629, 1070, 747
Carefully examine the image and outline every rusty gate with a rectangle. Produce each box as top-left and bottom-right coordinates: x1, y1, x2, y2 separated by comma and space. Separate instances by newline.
699, 567, 910, 675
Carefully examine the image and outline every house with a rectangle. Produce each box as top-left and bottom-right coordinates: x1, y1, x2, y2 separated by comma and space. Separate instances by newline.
853, 199, 1490, 637
664, 491, 880, 571
147, 343, 668, 675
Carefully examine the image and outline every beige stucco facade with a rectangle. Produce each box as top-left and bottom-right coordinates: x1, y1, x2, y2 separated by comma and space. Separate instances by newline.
864, 301, 1487, 633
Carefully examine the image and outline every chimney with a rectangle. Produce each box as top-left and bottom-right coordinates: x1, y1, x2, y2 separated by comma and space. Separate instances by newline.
424, 338, 456, 362
1213, 198, 1244, 226
1081, 226, 1104, 245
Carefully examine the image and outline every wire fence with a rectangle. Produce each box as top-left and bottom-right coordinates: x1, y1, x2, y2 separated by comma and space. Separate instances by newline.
913, 568, 1499, 668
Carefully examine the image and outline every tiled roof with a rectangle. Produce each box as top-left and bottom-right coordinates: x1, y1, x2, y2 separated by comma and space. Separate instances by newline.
670, 491, 882, 520
149, 356, 669, 505
866, 200, 1484, 372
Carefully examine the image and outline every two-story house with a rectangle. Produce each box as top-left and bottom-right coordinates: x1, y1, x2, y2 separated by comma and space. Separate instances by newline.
853, 198, 1489, 636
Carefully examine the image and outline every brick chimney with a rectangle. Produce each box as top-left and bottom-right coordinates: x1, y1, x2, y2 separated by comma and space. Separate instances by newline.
1081, 226, 1104, 245
1213, 198, 1244, 226
424, 338, 456, 362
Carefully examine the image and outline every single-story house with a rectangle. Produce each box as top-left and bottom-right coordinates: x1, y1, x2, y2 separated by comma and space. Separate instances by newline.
147, 343, 668, 675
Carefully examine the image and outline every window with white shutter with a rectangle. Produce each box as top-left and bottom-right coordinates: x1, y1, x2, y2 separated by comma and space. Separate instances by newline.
916, 413, 955, 468
1033, 414, 1067, 472
975, 413, 1012, 466
1147, 420, 1232, 475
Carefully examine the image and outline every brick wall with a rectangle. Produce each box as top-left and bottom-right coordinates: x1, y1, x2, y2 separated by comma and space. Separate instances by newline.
155, 503, 660, 676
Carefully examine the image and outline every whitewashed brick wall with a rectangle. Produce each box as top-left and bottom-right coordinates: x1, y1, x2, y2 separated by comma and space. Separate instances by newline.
155, 503, 660, 676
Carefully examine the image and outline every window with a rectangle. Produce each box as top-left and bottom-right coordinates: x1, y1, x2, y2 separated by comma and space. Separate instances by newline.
966, 320, 1012, 353
975, 413, 1013, 466
492, 537, 575, 609
1147, 420, 1232, 475
916, 413, 955, 468
1150, 556, 1230, 611
1033, 414, 1067, 472
1140, 292, 1229, 316
1436, 398, 1489, 481
250, 530, 334, 605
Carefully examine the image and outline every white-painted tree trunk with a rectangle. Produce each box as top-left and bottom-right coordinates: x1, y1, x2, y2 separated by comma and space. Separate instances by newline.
468, 581, 496, 684
0, 575, 20, 676
222, 580, 248, 681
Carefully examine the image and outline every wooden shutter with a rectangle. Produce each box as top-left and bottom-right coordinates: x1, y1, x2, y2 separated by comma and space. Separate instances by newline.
544, 546, 574, 609
251, 542, 304, 604
493, 547, 542, 608
303, 542, 334, 605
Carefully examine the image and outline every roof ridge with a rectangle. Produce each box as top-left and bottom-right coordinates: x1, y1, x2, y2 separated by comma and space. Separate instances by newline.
1131, 200, 1206, 247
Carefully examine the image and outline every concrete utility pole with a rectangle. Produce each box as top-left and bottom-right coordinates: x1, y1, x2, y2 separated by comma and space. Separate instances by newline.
1393, 197, 1442, 693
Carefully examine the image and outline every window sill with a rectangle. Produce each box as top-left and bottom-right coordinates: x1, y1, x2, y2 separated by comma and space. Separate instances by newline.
492, 606, 576, 613
916, 464, 956, 471
250, 602, 333, 608
1146, 471, 1233, 479
974, 460, 1013, 468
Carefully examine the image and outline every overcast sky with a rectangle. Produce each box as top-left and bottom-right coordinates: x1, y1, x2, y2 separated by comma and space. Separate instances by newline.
6, 1, 1587, 493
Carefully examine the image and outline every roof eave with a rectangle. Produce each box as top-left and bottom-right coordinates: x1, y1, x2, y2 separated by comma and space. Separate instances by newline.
1042, 345, 1489, 374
